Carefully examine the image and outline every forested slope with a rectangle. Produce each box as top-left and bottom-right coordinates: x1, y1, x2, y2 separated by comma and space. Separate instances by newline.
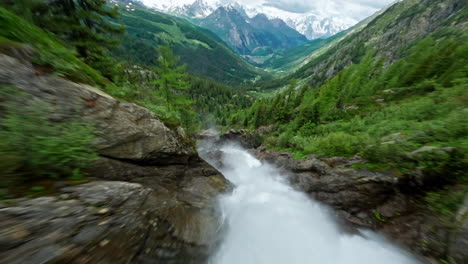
227, 0, 467, 174
113, 7, 268, 86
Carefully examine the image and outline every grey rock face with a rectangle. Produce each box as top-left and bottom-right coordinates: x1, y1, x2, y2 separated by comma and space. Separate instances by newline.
0, 181, 225, 264
250, 149, 396, 213
0, 54, 231, 263
0, 54, 194, 166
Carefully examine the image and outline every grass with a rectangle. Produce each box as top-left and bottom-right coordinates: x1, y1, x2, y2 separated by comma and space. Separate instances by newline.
0, 7, 108, 86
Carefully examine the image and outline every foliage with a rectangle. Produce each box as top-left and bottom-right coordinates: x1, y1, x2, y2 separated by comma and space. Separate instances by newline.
1, 0, 125, 80
0, 7, 107, 86
425, 187, 467, 218
0, 96, 98, 182
113, 7, 267, 86
233, 30, 468, 173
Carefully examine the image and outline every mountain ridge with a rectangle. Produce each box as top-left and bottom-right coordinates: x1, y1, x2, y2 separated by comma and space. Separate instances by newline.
147, 0, 354, 40
197, 6, 308, 56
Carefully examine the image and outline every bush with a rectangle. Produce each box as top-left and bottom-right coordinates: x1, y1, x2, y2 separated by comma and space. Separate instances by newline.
0, 101, 97, 180
425, 188, 466, 218
303, 132, 372, 157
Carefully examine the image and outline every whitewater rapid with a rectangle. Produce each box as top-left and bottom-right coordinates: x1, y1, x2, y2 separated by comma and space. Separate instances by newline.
201, 143, 420, 264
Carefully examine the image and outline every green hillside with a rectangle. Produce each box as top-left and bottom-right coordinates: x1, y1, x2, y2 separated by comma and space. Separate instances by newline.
259, 31, 348, 76
226, 0, 468, 174
113, 7, 268, 86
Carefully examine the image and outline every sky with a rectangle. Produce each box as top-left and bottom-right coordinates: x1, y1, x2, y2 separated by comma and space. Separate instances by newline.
141, 0, 396, 22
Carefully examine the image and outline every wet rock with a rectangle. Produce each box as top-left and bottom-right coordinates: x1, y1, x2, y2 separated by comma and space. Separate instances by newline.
250, 149, 398, 212
219, 129, 261, 149
0, 181, 228, 264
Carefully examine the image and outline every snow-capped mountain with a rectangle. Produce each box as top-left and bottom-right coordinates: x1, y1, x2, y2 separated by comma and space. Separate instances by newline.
167, 0, 215, 18
197, 6, 308, 55
142, 0, 355, 40
286, 16, 352, 40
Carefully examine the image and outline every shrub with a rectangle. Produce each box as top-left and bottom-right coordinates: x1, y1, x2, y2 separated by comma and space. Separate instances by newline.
303, 132, 372, 157
425, 188, 466, 218
0, 101, 97, 180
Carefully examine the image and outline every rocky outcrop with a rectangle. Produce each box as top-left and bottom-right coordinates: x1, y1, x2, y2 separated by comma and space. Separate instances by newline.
0, 54, 230, 263
0, 181, 224, 264
250, 148, 397, 214
200, 126, 273, 149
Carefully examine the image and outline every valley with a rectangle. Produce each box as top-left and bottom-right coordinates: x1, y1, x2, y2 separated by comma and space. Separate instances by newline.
0, 0, 467, 263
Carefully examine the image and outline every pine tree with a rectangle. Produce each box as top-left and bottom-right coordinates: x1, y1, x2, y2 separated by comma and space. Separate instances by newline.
152, 46, 190, 112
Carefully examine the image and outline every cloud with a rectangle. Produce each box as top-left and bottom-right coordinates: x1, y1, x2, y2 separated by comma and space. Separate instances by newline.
262, 0, 395, 18
263, 0, 314, 13
142, 0, 396, 22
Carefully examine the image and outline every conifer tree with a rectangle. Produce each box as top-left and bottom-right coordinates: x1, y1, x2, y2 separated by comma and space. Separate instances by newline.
1, 0, 124, 79
152, 46, 190, 112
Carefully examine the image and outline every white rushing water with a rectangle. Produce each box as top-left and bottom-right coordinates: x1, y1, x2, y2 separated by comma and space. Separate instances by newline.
202, 143, 420, 264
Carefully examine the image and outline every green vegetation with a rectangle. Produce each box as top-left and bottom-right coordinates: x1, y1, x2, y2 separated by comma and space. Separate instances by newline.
231, 30, 468, 177
0, 7, 108, 86
0, 89, 97, 198
425, 187, 467, 219
113, 7, 267, 86
0, 2, 254, 135
1, 0, 124, 80
110, 55, 253, 135
261, 31, 348, 74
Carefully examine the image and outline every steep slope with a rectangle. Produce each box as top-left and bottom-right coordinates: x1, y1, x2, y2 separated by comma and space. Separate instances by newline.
197, 6, 307, 56
112, 6, 267, 85
260, 30, 348, 75
291, 0, 467, 88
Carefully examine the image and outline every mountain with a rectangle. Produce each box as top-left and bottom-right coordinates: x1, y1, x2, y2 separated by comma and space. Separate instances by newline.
168, 0, 215, 18
288, 0, 467, 89
285, 16, 351, 40
261, 30, 349, 75
147, 0, 354, 40
112, 5, 268, 85
197, 6, 308, 56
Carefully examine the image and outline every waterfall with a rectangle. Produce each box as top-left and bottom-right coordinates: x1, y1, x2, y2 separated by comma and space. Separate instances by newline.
200, 142, 420, 264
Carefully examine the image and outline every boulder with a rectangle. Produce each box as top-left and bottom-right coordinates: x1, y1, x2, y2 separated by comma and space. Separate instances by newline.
0, 181, 226, 264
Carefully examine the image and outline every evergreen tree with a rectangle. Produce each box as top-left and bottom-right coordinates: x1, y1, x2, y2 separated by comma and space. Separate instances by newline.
152, 46, 190, 112
55, 0, 124, 79
1, 0, 124, 80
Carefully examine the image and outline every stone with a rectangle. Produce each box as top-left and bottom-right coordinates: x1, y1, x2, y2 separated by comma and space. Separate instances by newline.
448, 197, 468, 264
0, 54, 195, 166
0, 181, 229, 263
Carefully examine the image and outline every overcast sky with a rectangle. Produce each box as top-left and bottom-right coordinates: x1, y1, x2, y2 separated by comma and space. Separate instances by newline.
142, 0, 396, 21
